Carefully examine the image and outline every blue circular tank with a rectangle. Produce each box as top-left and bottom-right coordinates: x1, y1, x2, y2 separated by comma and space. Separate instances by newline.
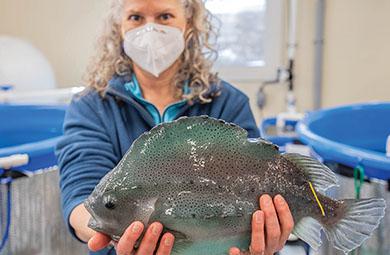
297, 102, 390, 180
0, 105, 66, 173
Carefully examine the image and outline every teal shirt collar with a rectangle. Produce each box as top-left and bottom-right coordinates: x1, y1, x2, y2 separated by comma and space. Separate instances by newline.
124, 73, 189, 125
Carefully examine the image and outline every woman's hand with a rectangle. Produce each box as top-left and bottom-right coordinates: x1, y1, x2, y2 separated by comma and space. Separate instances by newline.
88, 221, 175, 255
229, 194, 294, 255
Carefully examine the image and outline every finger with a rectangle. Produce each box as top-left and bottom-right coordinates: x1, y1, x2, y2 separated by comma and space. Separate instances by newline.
137, 222, 163, 255
250, 210, 265, 255
88, 232, 111, 252
116, 221, 144, 255
229, 247, 241, 255
259, 194, 281, 252
274, 195, 294, 250
155, 233, 175, 255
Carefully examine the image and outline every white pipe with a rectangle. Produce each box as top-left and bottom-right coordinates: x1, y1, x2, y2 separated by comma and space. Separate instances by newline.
286, 0, 299, 113
0, 154, 29, 170
0, 87, 84, 103
313, 0, 325, 109
287, 0, 298, 60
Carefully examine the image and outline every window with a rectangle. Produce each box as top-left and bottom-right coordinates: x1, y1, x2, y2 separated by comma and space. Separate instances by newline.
205, 0, 284, 82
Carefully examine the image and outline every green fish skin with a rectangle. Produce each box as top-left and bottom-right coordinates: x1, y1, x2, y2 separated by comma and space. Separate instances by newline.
84, 116, 386, 255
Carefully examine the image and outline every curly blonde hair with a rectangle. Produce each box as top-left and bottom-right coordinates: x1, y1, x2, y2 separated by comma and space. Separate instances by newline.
84, 0, 220, 103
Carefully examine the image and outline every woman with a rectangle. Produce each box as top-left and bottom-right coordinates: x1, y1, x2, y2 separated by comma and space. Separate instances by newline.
56, 0, 295, 254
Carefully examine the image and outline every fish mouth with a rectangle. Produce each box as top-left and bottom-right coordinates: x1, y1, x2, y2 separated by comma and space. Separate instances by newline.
88, 217, 104, 233
88, 217, 124, 240
84, 198, 97, 220
84, 198, 104, 232
84, 199, 122, 237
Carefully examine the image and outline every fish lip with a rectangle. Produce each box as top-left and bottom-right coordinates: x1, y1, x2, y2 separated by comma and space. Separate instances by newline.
84, 198, 94, 215
88, 217, 122, 239
84, 198, 120, 237
84, 198, 101, 231
88, 217, 102, 232
86, 211, 106, 234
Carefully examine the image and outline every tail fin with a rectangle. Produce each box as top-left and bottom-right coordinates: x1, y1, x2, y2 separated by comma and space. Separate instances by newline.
293, 198, 386, 254
284, 153, 386, 253
323, 198, 386, 254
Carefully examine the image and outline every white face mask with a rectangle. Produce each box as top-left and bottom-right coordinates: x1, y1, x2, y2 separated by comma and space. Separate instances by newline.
123, 23, 185, 77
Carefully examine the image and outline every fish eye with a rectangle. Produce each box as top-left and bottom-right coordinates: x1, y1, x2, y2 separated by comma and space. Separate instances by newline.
105, 201, 116, 210
103, 196, 117, 210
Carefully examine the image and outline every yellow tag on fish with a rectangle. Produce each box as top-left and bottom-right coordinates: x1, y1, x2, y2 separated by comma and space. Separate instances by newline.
308, 181, 326, 217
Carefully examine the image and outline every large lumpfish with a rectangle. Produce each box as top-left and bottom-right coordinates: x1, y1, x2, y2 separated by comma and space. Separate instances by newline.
85, 116, 386, 255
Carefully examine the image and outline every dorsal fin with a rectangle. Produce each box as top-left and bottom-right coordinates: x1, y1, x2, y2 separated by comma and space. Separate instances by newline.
247, 137, 279, 155
282, 153, 339, 192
